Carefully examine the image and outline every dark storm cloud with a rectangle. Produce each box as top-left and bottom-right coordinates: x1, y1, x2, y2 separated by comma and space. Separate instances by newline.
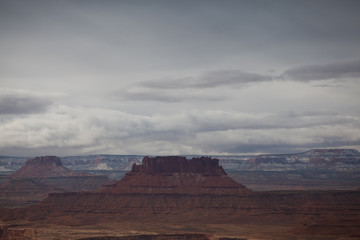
0, 93, 53, 115
280, 59, 360, 81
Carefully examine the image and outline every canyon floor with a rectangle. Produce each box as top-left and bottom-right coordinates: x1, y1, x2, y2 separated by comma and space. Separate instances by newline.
2, 216, 360, 240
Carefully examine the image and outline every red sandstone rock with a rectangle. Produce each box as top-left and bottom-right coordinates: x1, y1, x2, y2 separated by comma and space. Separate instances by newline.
137, 156, 226, 175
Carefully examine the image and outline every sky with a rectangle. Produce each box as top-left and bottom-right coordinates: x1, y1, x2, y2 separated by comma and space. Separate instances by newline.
1, 0, 360, 157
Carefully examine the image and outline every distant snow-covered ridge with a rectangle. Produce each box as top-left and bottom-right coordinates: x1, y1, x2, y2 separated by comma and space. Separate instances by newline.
218, 149, 360, 171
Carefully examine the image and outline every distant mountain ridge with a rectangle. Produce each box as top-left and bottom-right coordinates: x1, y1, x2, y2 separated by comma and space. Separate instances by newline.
1, 149, 359, 173
221, 149, 360, 171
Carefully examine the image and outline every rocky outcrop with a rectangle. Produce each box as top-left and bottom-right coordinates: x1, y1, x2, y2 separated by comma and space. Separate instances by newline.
0, 225, 38, 240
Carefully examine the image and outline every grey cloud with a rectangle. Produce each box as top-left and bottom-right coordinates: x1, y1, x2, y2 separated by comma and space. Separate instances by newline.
1, 106, 359, 156
118, 89, 226, 102
183, 111, 358, 133
0, 93, 53, 115
280, 59, 360, 81
141, 70, 273, 89
136, 59, 360, 95
193, 121, 360, 154
196, 70, 273, 88
120, 69, 272, 102
121, 91, 184, 103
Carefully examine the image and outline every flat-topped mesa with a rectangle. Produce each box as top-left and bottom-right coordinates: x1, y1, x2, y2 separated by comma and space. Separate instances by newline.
130, 156, 226, 175
100, 156, 251, 195
25, 156, 62, 166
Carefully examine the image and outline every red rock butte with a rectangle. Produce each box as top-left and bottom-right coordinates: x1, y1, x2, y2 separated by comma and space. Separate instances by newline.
10, 156, 90, 178
99, 156, 251, 195
0, 156, 112, 207
132, 156, 227, 175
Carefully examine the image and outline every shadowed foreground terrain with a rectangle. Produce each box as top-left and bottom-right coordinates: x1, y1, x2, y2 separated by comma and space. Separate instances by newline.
1, 156, 360, 239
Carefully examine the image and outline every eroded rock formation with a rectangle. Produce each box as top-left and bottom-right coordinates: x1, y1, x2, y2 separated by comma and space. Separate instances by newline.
99, 156, 250, 195
0, 156, 113, 208
10, 156, 89, 178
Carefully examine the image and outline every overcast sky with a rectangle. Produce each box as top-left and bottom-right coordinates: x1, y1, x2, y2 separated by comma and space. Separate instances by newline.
1, 0, 360, 157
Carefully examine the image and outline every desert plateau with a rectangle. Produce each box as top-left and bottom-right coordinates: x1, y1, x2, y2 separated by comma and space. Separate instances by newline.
1, 152, 360, 239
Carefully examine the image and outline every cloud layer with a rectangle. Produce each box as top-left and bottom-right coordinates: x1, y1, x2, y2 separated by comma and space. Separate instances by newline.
1, 100, 359, 156
141, 70, 273, 89
120, 59, 360, 103
1, 57, 360, 156
1, 1, 360, 156
281, 59, 360, 81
